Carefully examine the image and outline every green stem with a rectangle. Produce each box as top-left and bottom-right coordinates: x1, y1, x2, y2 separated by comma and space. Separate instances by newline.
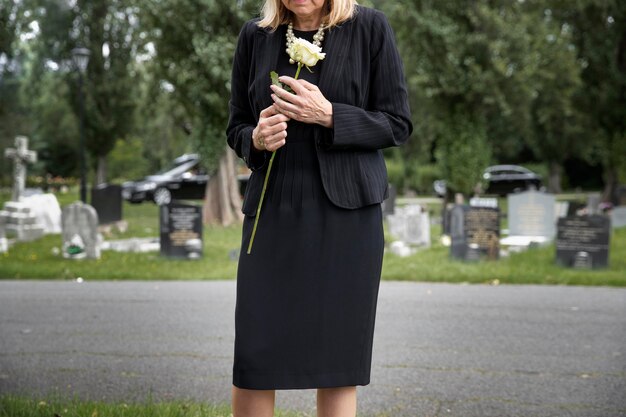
246, 151, 276, 254
247, 63, 303, 254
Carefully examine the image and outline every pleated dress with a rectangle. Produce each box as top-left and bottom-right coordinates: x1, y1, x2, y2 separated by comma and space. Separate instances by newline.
233, 29, 384, 390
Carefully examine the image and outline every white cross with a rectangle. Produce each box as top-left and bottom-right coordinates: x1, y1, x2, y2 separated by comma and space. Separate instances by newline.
4, 136, 37, 202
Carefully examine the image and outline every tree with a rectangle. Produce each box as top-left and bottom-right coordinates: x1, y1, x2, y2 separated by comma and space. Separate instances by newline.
139, 0, 258, 225
521, 3, 585, 193
18, 0, 140, 185
547, 0, 626, 200
382, 0, 539, 197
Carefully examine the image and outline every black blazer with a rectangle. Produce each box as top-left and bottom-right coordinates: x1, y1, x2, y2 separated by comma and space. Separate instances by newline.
226, 6, 412, 215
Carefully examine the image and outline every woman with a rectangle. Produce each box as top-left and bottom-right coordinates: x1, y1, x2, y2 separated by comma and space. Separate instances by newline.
226, 0, 412, 415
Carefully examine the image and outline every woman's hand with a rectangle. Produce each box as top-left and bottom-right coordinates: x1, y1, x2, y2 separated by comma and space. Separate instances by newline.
252, 106, 290, 152
270, 76, 333, 128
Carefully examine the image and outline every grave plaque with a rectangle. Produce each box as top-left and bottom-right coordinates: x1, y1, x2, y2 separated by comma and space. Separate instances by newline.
62, 202, 101, 259
442, 204, 453, 236
450, 205, 500, 261
610, 206, 626, 229
160, 202, 203, 259
612, 185, 626, 206
556, 215, 610, 269
91, 184, 123, 224
387, 204, 430, 247
508, 190, 556, 239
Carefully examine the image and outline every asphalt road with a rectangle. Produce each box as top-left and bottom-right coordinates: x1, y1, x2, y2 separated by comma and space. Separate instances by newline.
0, 280, 625, 417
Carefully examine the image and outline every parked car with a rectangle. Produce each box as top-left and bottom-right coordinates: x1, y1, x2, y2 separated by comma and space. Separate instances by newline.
122, 154, 209, 205
482, 165, 542, 195
433, 165, 543, 197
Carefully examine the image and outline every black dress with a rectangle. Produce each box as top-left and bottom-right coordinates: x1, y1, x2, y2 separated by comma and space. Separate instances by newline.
233, 29, 384, 390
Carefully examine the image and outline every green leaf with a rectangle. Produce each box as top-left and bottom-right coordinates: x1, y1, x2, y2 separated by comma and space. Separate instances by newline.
269, 71, 294, 94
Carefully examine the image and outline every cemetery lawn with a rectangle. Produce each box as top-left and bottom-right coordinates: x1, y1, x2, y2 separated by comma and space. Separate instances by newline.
0, 395, 305, 417
1, 191, 625, 286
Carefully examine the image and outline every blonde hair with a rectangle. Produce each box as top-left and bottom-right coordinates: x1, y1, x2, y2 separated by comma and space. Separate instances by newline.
257, 0, 357, 31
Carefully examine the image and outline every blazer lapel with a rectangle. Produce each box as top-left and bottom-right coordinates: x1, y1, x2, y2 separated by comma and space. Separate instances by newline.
318, 18, 353, 102
255, 25, 285, 111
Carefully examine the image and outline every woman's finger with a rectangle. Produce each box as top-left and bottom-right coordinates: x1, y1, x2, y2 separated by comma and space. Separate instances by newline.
270, 84, 302, 106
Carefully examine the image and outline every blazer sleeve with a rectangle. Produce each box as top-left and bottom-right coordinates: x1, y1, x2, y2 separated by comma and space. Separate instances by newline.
323, 12, 412, 151
226, 21, 269, 171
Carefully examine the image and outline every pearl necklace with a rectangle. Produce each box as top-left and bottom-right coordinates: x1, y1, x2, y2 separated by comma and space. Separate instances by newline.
286, 21, 326, 64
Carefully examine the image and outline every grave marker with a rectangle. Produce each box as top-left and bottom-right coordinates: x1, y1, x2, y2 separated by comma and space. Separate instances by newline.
160, 202, 203, 259
450, 205, 500, 261
556, 215, 610, 269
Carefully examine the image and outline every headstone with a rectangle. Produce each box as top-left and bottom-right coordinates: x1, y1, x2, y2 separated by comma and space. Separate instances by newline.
554, 201, 569, 220
508, 190, 556, 239
20, 193, 62, 234
556, 215, 610, 269
160, 202, 203, 259
4, 136, 37, 202
381, 184, 397, 217
441, 203, 453, 236
0, 216, 7, 253
91, 184, 123, 224
0, 136, 45, 241
62, 202, 101, 259
387, 204, 430, 247
450, 205, 500, 261
613, 185, 626, 206
586, 193, 602, 215
470, 197, 498, 209
611, 206, 626, 229
0, 202, 45, 241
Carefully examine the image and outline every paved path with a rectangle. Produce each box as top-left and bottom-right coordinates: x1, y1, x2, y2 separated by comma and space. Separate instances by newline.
0, 281, 625, 416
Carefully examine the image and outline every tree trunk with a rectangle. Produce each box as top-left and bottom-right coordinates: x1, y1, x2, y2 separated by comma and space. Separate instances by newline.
95, 155, 107, 185
203, 148, 244, 226
548, 160, 562, 194
602, 166, 618, 204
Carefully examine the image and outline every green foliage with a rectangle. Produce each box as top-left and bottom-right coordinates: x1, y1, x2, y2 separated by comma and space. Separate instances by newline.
405, 163, 441, 195
108, 137, 151, 182
435, 114, 491, 196
138, 0, 258, 171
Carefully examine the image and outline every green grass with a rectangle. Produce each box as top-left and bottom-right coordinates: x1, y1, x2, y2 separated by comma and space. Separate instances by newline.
1, 189, 625, 286
382, 225, 626, 287
0, 395, 306, 417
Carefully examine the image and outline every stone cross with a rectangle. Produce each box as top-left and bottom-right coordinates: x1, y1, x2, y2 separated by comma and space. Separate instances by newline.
4, 136, 37, 202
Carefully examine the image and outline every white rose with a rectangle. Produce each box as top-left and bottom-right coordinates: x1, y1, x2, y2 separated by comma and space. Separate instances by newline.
287, 37, 326, 68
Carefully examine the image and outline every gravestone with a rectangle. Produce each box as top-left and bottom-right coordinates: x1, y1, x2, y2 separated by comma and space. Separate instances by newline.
556, 215, 610, 269
21, 193, 62, 234
387, 204, 430, 247
554, 201, 570, 220
613, 185, 626, 206
0, 136, 45, 241
508, 190, 556, 239
5, 136, 37, 202
62, 202, 101, 259
586, 193, 602, 215
381, 184, 397, 217
441, 203, 453, 236
91, 184, 123, 224
160, 202, 203, 259
450, 205, 500, 261
611, 206, 626, 229
0, 216, 7, 253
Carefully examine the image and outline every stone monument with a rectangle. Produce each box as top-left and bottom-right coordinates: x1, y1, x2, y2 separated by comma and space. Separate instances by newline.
0, 136, 45, 245
62, 202, 101, 259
